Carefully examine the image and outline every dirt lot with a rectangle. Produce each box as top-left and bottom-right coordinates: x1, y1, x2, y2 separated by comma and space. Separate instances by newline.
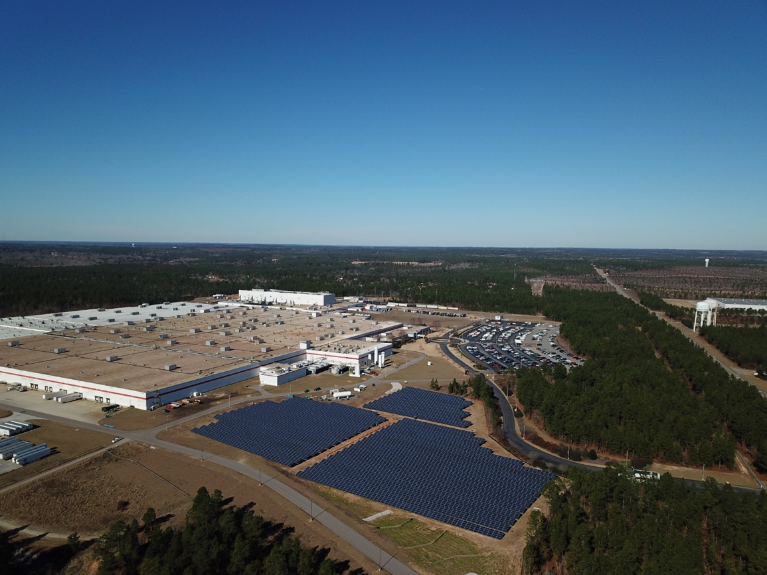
0, 441, 379, 573
663, 298, 698, 308
372, 309, 474, 330
100, 379, 262, 431
0, 408, 12, 418
0, 420, 110, 489
380, 355, 465, 383
650, 460, 759, 489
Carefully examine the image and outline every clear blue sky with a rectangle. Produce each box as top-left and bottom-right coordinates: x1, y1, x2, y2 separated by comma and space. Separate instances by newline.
1, 1, 765, 249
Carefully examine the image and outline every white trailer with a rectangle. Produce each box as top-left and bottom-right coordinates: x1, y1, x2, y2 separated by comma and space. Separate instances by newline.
0, 440, 32, 460
333, 391, 353, 400
42, 390, 67, 400
13, 444, 50, 465
56, 393, 83, 403
0, 437, 22, 450
0, 425, 22, 437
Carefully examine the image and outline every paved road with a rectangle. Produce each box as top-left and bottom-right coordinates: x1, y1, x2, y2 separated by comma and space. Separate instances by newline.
594, 266, 633, 299
438, 341, 477, 375
594, 265, 765, 491
0, 354, 428, 574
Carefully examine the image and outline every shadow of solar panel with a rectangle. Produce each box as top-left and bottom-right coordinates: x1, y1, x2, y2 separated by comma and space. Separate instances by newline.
363, 387, 473, 427
192, 398, 386, 466
298, 419, 556, 539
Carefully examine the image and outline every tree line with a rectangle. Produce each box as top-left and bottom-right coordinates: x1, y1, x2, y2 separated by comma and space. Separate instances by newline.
518, 287, 767, 470
637, 291, 693, 326
92, 487, 361, 575
700, 325, 767, 373
523, 466, 767, 574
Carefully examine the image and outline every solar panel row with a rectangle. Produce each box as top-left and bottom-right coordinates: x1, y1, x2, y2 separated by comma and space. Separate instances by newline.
298, 419, 556, 539
192, 398, 386, 467
363, 387, 472, 427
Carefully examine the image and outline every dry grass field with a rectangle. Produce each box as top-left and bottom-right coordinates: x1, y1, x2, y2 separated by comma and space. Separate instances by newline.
0, 420, 110, 489
379, 357, 466, 382
0, 441, 379, 573
611, 266, 767, 299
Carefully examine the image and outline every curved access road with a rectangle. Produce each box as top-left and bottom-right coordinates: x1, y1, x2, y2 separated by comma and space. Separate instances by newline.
0, 400, 417, 575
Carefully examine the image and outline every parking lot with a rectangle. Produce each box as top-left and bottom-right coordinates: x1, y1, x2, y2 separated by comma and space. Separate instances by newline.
458, 320, 585, 373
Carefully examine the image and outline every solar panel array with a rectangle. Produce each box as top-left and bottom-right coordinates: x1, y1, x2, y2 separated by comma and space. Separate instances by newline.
192, 398, 386, 467
363, 387, 473, 427
298, 419, 556, 539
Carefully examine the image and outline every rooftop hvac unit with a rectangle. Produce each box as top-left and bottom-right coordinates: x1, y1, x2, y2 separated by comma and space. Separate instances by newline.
105, 355, 119, 362
165, 364, 177, 371
88, 316, 97, 321
53, 348, 67, 354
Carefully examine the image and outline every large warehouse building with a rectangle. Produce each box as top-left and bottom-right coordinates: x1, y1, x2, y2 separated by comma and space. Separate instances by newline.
0, 292, 399, 410
238, 289, 336, 307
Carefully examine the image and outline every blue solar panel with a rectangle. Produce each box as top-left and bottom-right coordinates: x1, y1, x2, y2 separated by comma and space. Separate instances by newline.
363, 387, 473, 427
298, 419, 555, 539
192, 398, 386, 467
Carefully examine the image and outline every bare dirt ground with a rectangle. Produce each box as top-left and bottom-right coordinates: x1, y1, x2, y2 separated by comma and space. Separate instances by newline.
0, 408, 13, 418
0, 441, 379, 574
650, 460, 758, 489
380, 355, 465, 383
663, 298, 698, 308
0, 420, 110, 489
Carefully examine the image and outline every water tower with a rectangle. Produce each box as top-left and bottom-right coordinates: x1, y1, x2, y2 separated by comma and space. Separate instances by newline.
705, 258, 709, 268
693, 299, 717, 330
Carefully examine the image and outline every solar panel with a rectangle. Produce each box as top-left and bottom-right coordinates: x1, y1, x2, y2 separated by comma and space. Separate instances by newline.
363, 387, 472, 427
298, 419, 555, 539
192, 398, 386, 467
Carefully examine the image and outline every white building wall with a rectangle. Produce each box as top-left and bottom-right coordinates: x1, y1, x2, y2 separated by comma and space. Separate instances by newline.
260, 367, 308, 387
239, 289, 336, 307
0, 363, 261, 410
0, 366, 147, 408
